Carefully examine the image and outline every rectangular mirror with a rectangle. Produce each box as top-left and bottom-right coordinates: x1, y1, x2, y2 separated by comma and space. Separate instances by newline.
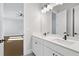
41, 3, 79, 37
56, 10, 67, 36
74, 5, 79, 37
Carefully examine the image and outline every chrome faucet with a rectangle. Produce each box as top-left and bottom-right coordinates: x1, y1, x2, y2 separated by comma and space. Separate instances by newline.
63, 34, 67, 40
63, 32, 69, 40
43, 32, 47, 36
43, 32, 49, 36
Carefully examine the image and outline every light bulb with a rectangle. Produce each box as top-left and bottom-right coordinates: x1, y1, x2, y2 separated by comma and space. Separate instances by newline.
41, 7, 47, 13
47, 5, 53, 10
46, 8, 49, 12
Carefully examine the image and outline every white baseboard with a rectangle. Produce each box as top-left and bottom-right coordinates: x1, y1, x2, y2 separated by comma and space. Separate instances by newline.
23, 49, 33, 56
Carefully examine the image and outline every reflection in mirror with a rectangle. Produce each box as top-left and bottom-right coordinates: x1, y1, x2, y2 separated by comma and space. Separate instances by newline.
41, 3, 79, 38
55, 10, 67, 36
54, 3, 79, 37
74, 5, 79, 37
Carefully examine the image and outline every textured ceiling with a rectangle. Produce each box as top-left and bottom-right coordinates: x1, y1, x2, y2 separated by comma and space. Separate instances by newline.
53, 3, 79, 13
39, 3, 79, 13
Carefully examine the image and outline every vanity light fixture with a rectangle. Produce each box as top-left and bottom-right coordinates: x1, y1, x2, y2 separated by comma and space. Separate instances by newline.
41, 3, 63, 13
41, 4, 51, 13
47, 4, 53, 10
16, 10, 24, 17
41, 7, 47, 13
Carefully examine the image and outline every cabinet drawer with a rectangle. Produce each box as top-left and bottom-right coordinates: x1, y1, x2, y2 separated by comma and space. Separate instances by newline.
53, 43, 79, 56
44, 46, 61, 56
32, 36, 43, 44
44, 46, 53, 56
44, 40, 79, 56
32, 36, 44, 56
32, 37, 38, 47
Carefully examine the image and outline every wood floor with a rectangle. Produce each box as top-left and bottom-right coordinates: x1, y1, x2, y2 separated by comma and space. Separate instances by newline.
4, 36, 23, 56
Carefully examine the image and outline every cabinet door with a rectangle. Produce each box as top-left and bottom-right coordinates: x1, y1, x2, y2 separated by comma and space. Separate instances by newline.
53, 51, 62, 56
32, 36, 43, 56
44, 46, 54, 56
32, 39, 38, 55
44, 46, 62, 56
36, 43, 43, 56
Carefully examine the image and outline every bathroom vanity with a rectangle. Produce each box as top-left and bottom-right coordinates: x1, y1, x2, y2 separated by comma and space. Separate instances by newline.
32, 34, 79, 56
31, 4, 79, 56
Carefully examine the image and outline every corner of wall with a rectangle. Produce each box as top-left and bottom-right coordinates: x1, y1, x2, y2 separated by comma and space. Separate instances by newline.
23, 49, 33, 56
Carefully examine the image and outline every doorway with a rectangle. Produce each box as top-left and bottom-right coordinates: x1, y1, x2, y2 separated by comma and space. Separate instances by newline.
2, 3, 24, 56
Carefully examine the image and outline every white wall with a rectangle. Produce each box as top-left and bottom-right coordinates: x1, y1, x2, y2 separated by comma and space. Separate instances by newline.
3, 3, 24, 18
2, 3, 24, 36
41, 12, 52, 34
0, 4, 4, 56
2, 18, 23, 36
24, 3, 42, 55
0, 4, 3, 36
24, 3, 54, 55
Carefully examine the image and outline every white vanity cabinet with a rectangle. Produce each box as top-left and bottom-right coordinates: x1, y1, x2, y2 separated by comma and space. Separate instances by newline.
43, 46, 53, 56
32, 36, 79, 56
32, 36, 44, 56
43, 38, 79, 56
32, 36, 62, 56
43, 46, 61, 56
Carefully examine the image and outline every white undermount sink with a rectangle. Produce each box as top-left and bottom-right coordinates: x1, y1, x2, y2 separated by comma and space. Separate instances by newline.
54, 39, 75, 45
45, 36, 75, 46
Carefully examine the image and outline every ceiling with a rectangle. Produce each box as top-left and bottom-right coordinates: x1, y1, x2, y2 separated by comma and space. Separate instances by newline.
2, 3, 79, 16
53, 3, 79, 13
40, 3, 79, 13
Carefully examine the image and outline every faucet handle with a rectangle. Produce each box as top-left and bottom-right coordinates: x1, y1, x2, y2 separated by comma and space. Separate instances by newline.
74, 33, 77, 35
47, 32, 49, 34
67, 33, 69, 36
64, 32, 67, 34
43, 32, 46, 36
63, 32, 69, 36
